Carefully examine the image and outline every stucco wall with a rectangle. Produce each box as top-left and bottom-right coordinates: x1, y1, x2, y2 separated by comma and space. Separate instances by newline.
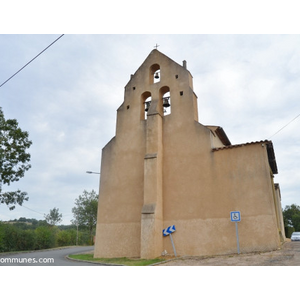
94, 116, 145, 258
94, 50, 282, 259
162, 138, 280, 256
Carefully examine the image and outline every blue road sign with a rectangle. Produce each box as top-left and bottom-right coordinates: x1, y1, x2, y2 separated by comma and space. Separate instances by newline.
230, 211, 241, 222
162, 225, 176, 236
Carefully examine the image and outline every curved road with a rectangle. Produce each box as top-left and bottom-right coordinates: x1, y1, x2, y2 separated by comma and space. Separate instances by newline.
0, 246, 104, 266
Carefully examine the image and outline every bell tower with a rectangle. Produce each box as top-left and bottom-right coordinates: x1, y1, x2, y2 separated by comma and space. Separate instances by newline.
128, 49, 197, 258
140, 66, 164, 259
94, 49, 198, 259
95, 49, 284, 259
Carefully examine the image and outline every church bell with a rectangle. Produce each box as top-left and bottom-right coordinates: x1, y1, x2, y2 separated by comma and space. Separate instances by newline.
162, 97, 170, 108
154, 72, 159, 79
145, 101, 151, 112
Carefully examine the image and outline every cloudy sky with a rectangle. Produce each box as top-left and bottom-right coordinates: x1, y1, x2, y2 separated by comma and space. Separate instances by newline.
1, 34, 300, 224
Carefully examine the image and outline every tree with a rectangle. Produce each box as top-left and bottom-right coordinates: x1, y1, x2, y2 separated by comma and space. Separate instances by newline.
72, 190, 98, 244
44, 207, 62, 226
35, 226, 56, 249
283, 204, 300, 231
0, 107, 32, 210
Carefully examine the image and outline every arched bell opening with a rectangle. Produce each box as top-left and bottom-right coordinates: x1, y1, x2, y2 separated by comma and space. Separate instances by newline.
141, 91, 152, 120
160, 86, 171, 116
150, 64, 160, 84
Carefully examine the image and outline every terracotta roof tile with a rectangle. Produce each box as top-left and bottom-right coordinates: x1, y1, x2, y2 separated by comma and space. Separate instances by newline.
212, 140, 270, 151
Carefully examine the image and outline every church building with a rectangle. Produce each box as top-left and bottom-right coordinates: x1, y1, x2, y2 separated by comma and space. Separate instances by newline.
94, 49, 285, 259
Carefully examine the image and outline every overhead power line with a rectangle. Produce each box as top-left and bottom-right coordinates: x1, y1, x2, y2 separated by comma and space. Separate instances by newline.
269, 113, 300, 139
21, 205, 45, 216
0, 34, 64, 88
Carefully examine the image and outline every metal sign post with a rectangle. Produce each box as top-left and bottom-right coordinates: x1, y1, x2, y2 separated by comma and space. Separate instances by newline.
235, 222, 240, 254
169, 233, 177, 257
162, 225, 177, 257
230, 211, 241, 254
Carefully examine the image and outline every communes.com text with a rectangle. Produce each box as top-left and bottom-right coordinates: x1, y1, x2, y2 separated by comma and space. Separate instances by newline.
0, 257, 54, 264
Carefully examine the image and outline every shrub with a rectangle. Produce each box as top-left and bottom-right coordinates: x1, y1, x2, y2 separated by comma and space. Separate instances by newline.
35, 226, 56, 249
56, 230, 72, 246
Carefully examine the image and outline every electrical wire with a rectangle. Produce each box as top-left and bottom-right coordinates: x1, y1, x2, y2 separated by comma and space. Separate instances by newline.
268, 113, 300, 139
21, 204, 45, 216
21, 205, 72, 218
0, 34, 64, 88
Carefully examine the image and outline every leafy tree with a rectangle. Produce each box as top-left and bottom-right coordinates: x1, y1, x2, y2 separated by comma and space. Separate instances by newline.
56, 229, 72, 246
283, 204, 300, 231
56, 229, 78, 246
31, 219, 38, 226
17, 229, 36, 251
0, 223, 19, 251
72, 190, 98, 244
44, 207, 62, 226
35, 226, 56, 249
0, 107, 32, 210
37, 219, 49, 227
0, 223, 5, 251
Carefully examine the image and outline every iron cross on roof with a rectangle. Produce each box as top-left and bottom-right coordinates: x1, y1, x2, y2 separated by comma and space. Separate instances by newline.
154, 43, 160, 49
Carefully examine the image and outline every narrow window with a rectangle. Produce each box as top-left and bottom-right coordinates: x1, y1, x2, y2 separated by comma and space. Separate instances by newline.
150, 64, 160, 84
141, 91, 152, 120
144, 96, 152, 119
162, 91, 171, 116
154, 70, 160, 83
160, 86, 171, 116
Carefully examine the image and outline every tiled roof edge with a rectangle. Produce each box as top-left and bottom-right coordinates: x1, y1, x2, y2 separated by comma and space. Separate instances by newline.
212, 140, 271, 151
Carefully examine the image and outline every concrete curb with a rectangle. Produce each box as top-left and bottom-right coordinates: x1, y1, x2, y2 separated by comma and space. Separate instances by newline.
65, 255, 125, 266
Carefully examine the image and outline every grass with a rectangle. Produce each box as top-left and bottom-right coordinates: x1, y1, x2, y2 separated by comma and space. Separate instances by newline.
68, 254, 166, 266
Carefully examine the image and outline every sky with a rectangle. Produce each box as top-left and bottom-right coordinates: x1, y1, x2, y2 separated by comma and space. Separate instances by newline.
1, 34, 300, 225
1, 2, 300, 297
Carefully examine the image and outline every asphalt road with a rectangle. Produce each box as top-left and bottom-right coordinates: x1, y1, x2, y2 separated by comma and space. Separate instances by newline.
0, 246, 103, 266
3, 242, 299, 266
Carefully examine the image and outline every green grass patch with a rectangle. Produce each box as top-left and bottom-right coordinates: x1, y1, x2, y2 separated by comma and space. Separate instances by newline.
68, 254, 165, 266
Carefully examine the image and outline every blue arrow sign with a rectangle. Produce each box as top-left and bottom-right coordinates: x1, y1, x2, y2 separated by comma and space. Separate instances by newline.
162, 225, 176, 236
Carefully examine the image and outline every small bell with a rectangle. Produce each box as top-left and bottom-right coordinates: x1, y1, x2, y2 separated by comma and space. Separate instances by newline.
145, 101, 151, 112
154, 72, 159, 79
163, 97, 170, 108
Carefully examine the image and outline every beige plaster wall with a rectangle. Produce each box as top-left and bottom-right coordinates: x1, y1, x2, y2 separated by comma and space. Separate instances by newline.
162, 138, 281, 256
94, 50, 282, 259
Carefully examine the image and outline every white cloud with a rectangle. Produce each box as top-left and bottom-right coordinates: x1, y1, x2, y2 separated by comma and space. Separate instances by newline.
1, 34, 300, 223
